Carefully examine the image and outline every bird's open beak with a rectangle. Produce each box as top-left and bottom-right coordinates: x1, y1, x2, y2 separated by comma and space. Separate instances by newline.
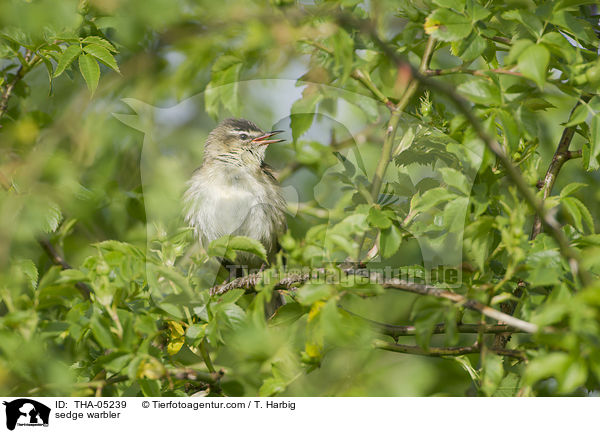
251, 130, 285, 146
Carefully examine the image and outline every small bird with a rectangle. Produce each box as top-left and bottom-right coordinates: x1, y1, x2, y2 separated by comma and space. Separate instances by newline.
184, 118, 287, 273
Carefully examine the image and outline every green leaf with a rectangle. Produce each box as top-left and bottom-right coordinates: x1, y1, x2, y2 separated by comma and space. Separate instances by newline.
457, 78, 501, 105
331, 29, 354, 83
367, 207, 392, 229
424, 8, 472, 42
207, 235, 267, 263
587, 114, 600, 171
525, 250, 563, 286
518, 44, 550, 88
501, 10, 543, 38
82, 36, 118, 53
139, 379, 161, 397
296, 284, 333, 306
440, 167, 470, 195
290, 90, 322, 142
564, 196, 594, 233
561, 196, 583, 232
185, 324, 206, 343
560, 182, 587, 198
451, 32, 486, 63
505, 39, 533, 65
53, 44, 81, 77
16, 259, 38, 289
83, 44, 120, 73
558, 358, 587, 394
380, 225, 402, 258
563, 104, 588, 127
90, 315, 116, 349
464, 216, 494, 270
205, 56, 242, 119
526, 352, 570, 386
269, 303, 307, 326
78, 54, 100, 95
481, 353, 504, 396
411, 187, 456, 215
42, 201, 63, 233
432, 0, 465, 12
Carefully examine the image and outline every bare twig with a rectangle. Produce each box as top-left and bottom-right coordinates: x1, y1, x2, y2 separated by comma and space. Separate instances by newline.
210, 269, 539, 334
342, 307, 522, 338
374, 340, 527, 360
426, 67, 523, 78
38, 237, 91, 299
0, 50, 40, 121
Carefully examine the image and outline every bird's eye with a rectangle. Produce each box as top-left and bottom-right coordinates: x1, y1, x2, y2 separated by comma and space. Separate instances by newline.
239, 133, 248, 140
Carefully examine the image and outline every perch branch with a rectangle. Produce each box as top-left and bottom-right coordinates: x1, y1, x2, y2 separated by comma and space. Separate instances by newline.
425, 67, 522, 78
210, 270, 539, 334
374, 340, 527, 360
342, 308, 522, 338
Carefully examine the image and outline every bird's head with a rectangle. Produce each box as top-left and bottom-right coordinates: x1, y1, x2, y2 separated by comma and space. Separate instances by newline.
204, 118, 284, 165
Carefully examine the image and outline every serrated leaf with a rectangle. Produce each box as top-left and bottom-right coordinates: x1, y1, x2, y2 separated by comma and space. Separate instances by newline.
43, 202, 62, 233
525, 249, 563, 286
411, 187, 456, 214
83, 44, 119, 72
518, 44, 550, 88
290, 90, 322, 142
464, 216, 494, 270
79, 54, 100, 95
569, 196, 594, 233
380, 225, 402, 258
425, 8, 472, 42
53, 44, 81, 77
83, 36, 118, 53
560, 182, 587, 198
561, 196, 583, 232
367, 207, 392, 229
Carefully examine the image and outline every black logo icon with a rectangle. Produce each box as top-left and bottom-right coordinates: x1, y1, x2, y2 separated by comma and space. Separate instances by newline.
3, 399, 50, 431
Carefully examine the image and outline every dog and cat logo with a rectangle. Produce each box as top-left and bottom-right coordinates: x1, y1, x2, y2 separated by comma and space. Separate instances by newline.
2, 399, 50, 431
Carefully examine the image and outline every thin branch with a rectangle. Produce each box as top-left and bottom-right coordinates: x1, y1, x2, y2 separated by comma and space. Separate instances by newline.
343, 308, 522, 338
531, 96, 592, 238
170, 367, 224, 386
301, 39, 394, 109
210, 269, 539, 334
495, 97, 591, 348
0, 50, 40, 121
381, 279, 538, 333
374, 340, 527, 360
370, 36, 436, 200
38, 237, 91, 300
425, 67, 522, 78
